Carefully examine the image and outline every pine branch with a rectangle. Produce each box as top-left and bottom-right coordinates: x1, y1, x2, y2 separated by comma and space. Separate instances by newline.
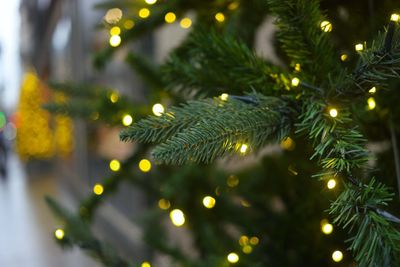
149, 94, 295, 164
161, 29, 289, 97
267, 0, 340, 84
337, 24, 400, 97
330, 179, 400, 266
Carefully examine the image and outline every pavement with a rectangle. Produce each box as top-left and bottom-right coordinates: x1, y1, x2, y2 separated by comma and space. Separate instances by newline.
0, 152, 99, 267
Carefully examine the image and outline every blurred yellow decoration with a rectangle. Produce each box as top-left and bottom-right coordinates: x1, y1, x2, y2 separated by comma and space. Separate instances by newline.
170, 209, 185, 226
16, 72, 73, 160
369, 86, 377, 94
124, 20, 135, 29
340, 54, 348, 61
109, 26, 121, 36
239, 143, 248, 154
220, 93, 229, 101
104, 8, 123, 24
165, 12, 176, 23
239, 235, 249, 246
242, 245, 252, 254
145, 0, 157, 4
391, 13, 399, 22
291, 77, 300, 87
139, 8, 151, 18
122, 114, 133, 126
327, 178, 336, 189
109, 35, 122, 47
110, 92, 119, 103
320, 20, 332, 32
249, 236, 259, 245
329, 108, 338, 118
332, 250, 343, 262
202, 196, 216, 209
141, 262, 151, 267
227, 253, 239, 263
280, 137, 295, 151
367, 97, 376, 110
109, 159, 121, 171
355, 43, 364, 51
180, 18, 192, 29
152, 103, 165, 116
158, 198, 171, 210
93, 183, 104, 195
54, 229, 65, 240
139, 159, 152, 172
215, 12, 225, 22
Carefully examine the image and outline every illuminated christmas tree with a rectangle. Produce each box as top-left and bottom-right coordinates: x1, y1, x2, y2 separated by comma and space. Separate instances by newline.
46, 1, 400, 266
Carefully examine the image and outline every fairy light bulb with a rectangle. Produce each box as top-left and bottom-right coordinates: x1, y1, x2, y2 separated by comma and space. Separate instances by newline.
329, 108, 338, 118
158, 199, 171, 210
227, 253, 239, 263
180, 18, 192, 29
170, 209, 185, 226
124, 20, 135, 29
109, 26, 121, 36
332, 250, 343, 262
141, 262, 151, 267
240, 144, 248, 154
369, 87, 377, 94
54, 229, 65, 240
152, 103, 165, 116
391, 13, 399, 22
340, 54, 348, 61
109, 159, 121, 172
215, 12, 225, 23
202, 196, 216, 209
367, 97, 376, 110
355, 43, 364, 51
122, 114, 133, 126
139, 8, 150, 18
110, 92, 119, 103
291, 77, 300, 87
321, 220, 334, 235
294, 63, 301, 72
93, 183, 104, 195
145, 0, 157, 4
327, 179, 336, 189
220, 93, 229, 101
138, 159, 152, 173
242, 245, 252, 254
165, 12, 176, 23
320, 20, 332, 32
249, 236, 259, 245
109, 35, 121, 47
104, 8, 123, 24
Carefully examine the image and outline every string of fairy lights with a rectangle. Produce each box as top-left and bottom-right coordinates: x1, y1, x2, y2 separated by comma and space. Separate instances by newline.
52, 1, 400, 265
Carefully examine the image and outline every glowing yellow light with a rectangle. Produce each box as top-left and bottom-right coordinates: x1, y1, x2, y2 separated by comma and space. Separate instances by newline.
105, 8, 123, 24
240, 144, 248, 154
122, 114, 133, 126
109, 26, 121, 36
329, 108, 338, 118
332, 250, 343, 262
170, 209, 185, 226
109, 159, 121, 172
145, 0, 157, 4
294, 63, 301, 72
322, 222, 334, 235
368, 97, 376, 110
320, 20, 332, 32
110, 92, 119, 103
202, 196, 216, 209
220, 93, 229, 101
93, 183, 104, 195
280, 137, 295, 151
327, 179, 336, 189
242, 245, 252, 254
227, 253, 239, 263
158, 199, 171, 210
355, 43, 364, 51
391, 13, 400, 22
340, 54, 348, 61
124, 20, 135, 29
291, 77, 300, 87
109, 35, 121, 47
369, 87, 377, 94
228, 2, 239, 10
141, 262, 151, 267
239, 235, 249, 246
180, 18, 192, 29
250, 236, 259, 245
215, 12, 225, 22
54, 229, 65, 240
139, 8, 150, 18
152, 103, 165, 116
165, 12, 176, 23
227, 175, 239, 187
139, 159, 152, 173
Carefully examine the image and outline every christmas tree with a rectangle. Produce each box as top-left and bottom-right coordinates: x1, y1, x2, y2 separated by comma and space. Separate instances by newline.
46, 0, 400, 266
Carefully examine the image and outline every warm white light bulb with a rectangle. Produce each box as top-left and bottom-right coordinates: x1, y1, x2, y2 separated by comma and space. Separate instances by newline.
170, 209, 185, 226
